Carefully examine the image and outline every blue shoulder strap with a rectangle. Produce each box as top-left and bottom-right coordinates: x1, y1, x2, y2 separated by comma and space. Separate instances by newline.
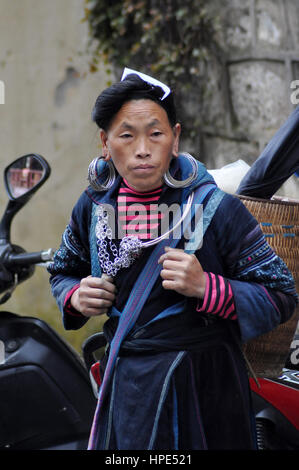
88, 185, 225, 449
90, 202, 102, 277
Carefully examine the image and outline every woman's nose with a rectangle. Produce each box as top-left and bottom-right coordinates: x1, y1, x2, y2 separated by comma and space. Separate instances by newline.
135, 137, 150, 158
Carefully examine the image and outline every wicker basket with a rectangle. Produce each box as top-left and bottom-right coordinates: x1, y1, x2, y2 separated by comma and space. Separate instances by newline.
238, 195, 299, 378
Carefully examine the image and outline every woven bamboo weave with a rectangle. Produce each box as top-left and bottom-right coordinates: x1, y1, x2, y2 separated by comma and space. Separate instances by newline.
238, 195, 299, 377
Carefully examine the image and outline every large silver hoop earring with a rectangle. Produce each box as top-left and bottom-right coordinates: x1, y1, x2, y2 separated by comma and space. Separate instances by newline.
88, 156, 116, 191
163, 153, 198, 188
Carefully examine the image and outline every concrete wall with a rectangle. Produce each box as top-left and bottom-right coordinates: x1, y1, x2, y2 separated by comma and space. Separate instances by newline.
199, 0, 299, 198
0, 0, 110, 348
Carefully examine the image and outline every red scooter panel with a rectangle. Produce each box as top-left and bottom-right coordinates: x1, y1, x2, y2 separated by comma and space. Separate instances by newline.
250, 377, 299, 430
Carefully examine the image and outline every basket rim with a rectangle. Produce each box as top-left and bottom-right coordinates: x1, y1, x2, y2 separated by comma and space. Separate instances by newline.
236, 194, 299, 207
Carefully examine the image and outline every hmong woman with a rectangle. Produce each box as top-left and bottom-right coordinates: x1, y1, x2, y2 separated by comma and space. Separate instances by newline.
47, 69, 297, 450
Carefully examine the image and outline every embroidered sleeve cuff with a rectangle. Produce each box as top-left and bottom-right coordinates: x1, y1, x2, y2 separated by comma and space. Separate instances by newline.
63, 284, 84, 317
196, 272, 237, 320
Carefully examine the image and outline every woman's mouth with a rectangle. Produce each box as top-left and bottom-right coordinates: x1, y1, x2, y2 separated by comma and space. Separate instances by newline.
133, 165, 155, 172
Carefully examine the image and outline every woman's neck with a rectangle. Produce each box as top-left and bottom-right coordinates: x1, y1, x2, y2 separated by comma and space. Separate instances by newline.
123, 178, 163, 194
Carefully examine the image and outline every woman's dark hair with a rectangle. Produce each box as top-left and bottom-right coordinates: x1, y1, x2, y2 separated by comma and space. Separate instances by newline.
92, 73, 177, 131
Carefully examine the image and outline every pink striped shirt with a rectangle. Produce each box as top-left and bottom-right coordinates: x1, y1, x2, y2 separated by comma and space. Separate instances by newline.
197, 272, 237, 320
117, 179, 164, 240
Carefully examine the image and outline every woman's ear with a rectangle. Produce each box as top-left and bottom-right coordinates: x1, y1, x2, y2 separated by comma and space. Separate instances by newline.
100, 129, 110, 160
172, 123, 181, 158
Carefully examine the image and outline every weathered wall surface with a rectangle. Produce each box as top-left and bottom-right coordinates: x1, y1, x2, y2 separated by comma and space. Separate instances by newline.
198, 0, 299, 197
0, 0, 109, 348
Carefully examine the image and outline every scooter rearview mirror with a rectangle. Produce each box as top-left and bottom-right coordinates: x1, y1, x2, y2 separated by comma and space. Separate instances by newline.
4, 154, 51, 201
0, 154, 51, 243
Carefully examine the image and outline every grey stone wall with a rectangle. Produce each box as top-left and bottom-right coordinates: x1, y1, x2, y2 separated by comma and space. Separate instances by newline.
196, 0, 299, 199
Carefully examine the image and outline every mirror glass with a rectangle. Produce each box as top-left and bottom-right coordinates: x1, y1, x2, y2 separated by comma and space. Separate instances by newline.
6, 155, 45, 199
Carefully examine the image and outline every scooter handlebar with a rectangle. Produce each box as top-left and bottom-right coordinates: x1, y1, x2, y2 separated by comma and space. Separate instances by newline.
5, 248, 54, 266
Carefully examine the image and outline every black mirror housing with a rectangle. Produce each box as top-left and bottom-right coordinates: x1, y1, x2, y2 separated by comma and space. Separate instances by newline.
4, 154, 51, 202
0, 154, 51, 243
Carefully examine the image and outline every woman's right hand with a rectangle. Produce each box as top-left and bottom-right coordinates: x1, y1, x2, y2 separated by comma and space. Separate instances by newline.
70, 274, 116, 317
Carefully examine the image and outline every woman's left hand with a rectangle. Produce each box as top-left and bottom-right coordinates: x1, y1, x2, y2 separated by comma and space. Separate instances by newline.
158, 247, 206, 298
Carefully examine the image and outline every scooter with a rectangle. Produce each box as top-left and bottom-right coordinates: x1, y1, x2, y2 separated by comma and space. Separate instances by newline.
250, 335, 299, 450
0, 154, 96, 450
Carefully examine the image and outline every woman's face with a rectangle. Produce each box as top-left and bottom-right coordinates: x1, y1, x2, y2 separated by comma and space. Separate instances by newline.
100, 99, 181, 192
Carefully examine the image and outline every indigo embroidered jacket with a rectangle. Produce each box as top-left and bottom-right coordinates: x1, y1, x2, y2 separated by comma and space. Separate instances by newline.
47, 157, 297, 450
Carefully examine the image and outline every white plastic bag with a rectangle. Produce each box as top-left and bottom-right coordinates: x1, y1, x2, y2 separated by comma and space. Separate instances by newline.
208, 160, 251, 194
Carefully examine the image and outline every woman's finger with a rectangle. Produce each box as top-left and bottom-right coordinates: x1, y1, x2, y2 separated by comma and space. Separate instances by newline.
82, 287, 116, 302
83, 306, 109, 317
83, 275, 117, 294
160, 268, 178, 281
161, 279, 180, 291
161, 259, 184, 271
158, 247, 188, 264
82, 297, 113, 309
